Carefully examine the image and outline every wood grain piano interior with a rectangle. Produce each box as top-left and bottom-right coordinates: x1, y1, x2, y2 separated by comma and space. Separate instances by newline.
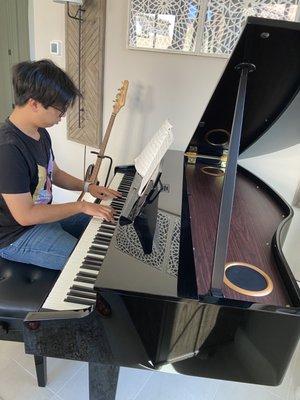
185, 161, 292, 307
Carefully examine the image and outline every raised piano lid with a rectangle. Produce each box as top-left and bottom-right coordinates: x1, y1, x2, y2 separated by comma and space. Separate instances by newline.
188, 17, 300, 157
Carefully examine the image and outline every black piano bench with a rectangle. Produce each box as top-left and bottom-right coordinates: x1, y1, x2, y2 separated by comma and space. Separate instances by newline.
0, 257, 59, 386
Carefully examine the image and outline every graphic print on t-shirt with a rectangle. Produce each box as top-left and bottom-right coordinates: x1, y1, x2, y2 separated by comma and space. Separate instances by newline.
32, 150, 53, 204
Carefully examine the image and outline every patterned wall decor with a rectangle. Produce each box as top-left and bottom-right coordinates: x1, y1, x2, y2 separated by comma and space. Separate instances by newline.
66, 0, 106, 147
128, 0, 299, 56
115, 210, 181, 277
202, 0, 299, 55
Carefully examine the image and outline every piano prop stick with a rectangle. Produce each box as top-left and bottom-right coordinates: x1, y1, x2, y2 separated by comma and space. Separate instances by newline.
78, 80, 129, 201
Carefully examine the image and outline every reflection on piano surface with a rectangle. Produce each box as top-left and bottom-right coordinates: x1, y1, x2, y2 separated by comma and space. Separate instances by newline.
23, 17, 300, 400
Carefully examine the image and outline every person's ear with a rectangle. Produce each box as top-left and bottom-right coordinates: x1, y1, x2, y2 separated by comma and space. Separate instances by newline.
27, 98, 41, 113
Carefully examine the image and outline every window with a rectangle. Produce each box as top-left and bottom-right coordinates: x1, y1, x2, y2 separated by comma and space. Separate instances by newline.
128, 0, 300, 56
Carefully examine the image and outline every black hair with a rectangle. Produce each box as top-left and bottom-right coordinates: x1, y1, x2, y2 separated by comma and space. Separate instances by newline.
12, 59, 81, 112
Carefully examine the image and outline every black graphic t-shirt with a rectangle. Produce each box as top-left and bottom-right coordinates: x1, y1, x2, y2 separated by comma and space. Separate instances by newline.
0, 119, 54, 248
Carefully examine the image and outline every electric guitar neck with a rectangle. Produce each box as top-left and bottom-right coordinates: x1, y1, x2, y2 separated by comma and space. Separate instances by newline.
78, 80, 129, 201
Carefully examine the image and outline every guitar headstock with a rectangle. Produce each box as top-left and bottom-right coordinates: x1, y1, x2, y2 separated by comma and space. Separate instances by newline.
113, 80, 129, 114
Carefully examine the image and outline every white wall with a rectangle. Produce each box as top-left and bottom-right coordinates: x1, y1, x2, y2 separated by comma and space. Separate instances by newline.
30, 0, 226, 185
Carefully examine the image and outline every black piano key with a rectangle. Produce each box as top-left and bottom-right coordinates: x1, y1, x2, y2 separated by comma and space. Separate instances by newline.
80, 264, 100, 272
92, 243, 109, 249
89, 245, 106, 254
101, 221, 116, 227
77, 271, 98, 279
94, 235, 111, 243
74, 276, 96, 284
96, 231, 113, 238
116, 200, 125, 205
83, 256, 104, 266
92, 240, 109, 247
110, 204, 123, 211
84, 255, 103, 264
67, 290, 97, 300
71, 285, 95, 293
64, 296, 95, 306
113, 195, 126, 200
100, 226, 116, 233
88, 249, 105, 257
101, 223, 116, 230
95, 230, 112, 237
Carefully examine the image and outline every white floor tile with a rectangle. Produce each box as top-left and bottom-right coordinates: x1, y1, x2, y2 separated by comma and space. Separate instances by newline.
134, 371, 199, 400
0, 341, 24, 363
180, 375, 220, 400
116, 367, 154, 400
15, 355, 85, 394
0, 341, 84, 395
213, 381, 283, 400
56, 363, 89, 400
0, 358, 54, 400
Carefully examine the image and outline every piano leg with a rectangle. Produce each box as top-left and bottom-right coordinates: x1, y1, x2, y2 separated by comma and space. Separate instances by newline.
89, 362, 119, 400
34, 355, 47, 387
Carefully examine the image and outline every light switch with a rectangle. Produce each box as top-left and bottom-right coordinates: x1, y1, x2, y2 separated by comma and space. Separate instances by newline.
50, 41, 62, 56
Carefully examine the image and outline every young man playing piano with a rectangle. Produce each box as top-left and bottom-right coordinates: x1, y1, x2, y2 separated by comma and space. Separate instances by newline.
0, 59, 120, 270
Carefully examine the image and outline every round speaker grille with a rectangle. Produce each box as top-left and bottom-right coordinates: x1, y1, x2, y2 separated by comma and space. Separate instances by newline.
205, 129, 229, 146
201, 166, 224, 177
224, 262, 273, 297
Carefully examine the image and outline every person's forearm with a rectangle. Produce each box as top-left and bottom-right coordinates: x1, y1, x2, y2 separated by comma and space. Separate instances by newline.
53, 168, 84, 191
22, 201, 84, 226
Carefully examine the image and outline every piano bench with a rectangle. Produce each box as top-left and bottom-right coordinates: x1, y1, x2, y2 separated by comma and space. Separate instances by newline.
0, 257, 59, 386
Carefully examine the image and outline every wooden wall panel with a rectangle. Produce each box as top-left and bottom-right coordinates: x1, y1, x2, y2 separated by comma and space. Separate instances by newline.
66, 0, 106, 148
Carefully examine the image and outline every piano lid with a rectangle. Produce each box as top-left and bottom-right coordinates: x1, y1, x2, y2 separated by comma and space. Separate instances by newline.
188, 17, 300, 157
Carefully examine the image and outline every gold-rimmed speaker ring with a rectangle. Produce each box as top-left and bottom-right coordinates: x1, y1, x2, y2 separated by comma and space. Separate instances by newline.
205, 129, 230, 147
223, 262, 273, 297
201, 166, 225, 177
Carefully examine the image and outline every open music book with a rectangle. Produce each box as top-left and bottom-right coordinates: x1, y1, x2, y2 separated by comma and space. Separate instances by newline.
135, 120, 174, 196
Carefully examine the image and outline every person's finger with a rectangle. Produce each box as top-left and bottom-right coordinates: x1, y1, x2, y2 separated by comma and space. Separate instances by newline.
100, 205, 115, 213
109, 189, 122, 197
100, 206, 115, 221
100, 188, 122, 198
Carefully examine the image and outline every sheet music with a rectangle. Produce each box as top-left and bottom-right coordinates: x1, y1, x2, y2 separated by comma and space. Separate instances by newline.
135, 120, 173, 196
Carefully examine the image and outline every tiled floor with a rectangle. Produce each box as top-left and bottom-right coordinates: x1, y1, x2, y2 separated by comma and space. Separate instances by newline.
0, 340, 299, 400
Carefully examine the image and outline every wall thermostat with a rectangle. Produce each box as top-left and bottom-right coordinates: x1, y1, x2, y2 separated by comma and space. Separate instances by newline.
50, 41, 62, 56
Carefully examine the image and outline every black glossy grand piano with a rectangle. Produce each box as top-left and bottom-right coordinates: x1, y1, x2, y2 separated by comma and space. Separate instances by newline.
1, 17, 300, 400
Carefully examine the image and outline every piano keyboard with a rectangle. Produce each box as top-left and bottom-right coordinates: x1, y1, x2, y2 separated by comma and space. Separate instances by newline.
43, 172, 134, 311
